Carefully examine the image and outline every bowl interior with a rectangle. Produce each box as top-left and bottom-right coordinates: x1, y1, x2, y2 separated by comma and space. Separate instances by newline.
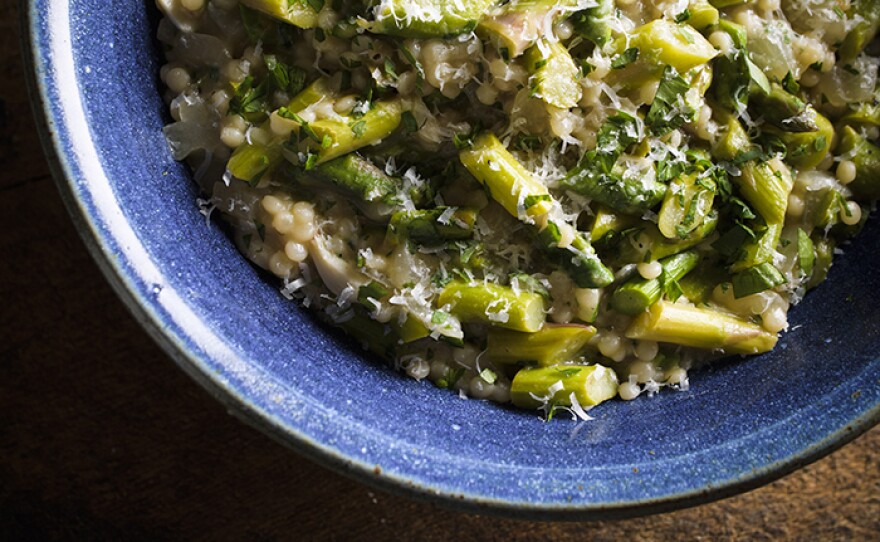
29, 0, 880, 517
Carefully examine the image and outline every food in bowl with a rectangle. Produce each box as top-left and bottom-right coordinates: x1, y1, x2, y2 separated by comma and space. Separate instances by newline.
156, 0, 880, 418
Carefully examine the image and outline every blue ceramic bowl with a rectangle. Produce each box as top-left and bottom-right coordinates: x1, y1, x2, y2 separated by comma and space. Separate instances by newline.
23, 0, 880, 519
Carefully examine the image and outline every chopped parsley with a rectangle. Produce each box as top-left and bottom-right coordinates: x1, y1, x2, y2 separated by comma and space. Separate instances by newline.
350, 120, 367, 138
646, 66, 695, 136
358, 281, 390, 306
431, 310, 449, 324
555, 367, 581, 378
437, 367, 466, 389
661, 268, 684, 301
229, 76, 268, 122
401, 110, 419, 134
264, 54, 306, 95
611, 47, 639, 69
782, 71, 800, 95
383, 58, 398, 81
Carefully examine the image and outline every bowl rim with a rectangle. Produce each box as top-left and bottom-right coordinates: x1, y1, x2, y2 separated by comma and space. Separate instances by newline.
20, 0, 880, 521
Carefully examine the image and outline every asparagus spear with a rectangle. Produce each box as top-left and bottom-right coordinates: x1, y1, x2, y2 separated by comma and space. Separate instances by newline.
226, 139, 283, 185
562, 162, 667, 215
364, 0, 498, 38
711, 116, 794, 229
392, 312, 431, 343
712, 116, 752, 162
487, 324, 597, 367
437, 281, 546, 332
240, 0, 319, 28
796, 228, 815, 279
589, 206, 640, 242
601, 212, 718, 265
657, 172, 715, 240
736, 158, 794, 226
458, 132, 616, 288
510, 364, 619, 410
750, 83, 819, 133
679, 258, 728, 304
524, 40, 582, 109
764, 110, 834, 170
560, 113, 666, 215
306, 99, 403, 164
806, 189, 845, 230
339, 307, 400, 360
535, 221, 615, 288
478, 0, 581, 58
459, 132, 554, 221
571, 0, 614, 48
284, 76, 335, 112
625, 300, 778, 354
611, 250, 701, 315
388, 207, 478, 244
840, 103, 880, 129
836, 126, 880, 201
629, 19, 718, 73
839, 0, 880, 62
685, 0, 719, 30
302, 153, 400, 206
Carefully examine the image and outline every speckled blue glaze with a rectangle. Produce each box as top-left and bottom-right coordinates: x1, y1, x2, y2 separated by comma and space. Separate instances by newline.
24, 0, 880, 518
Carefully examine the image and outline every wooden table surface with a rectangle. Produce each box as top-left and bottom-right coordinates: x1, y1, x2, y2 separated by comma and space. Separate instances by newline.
2, 2, 879, 539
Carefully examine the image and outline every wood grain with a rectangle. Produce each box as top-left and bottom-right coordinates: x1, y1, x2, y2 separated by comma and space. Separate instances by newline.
2, 2, 878, 539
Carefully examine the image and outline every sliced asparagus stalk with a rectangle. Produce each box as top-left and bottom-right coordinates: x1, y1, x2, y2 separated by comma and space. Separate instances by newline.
839, 0, 880, 62
736, 158, 794, 226
536, 221, 614, 289
657, 172, 715, 240
590, 206, 640, 242
239, 0, 319, 28
510, 364, 619, 409
459, 132, 553, 221
765, 110, 834, 171
728, 221, 782, 273
437, 281, 546, 332
630, 19, 718, 73
611, 250, 701, 315
561, 163, 667, 215
388, 207, 478, 244
679, 259, 728, 304
479, 0, 581, 58
308, 99, 403, 164
524, 40, 582, 108
836, 126, 880, 201
487, 324, 597, 367
602, 212, 718, 265
750, 83, 818, 133
364, 0, 499, 38
625, 300, 778, 354
685, 0, 719, 30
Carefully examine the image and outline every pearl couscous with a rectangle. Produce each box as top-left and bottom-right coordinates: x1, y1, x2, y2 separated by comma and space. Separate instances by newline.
157, 0, 880, 419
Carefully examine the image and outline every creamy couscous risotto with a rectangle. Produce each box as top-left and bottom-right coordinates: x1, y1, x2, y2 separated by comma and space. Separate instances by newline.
156, 0, 879, 419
